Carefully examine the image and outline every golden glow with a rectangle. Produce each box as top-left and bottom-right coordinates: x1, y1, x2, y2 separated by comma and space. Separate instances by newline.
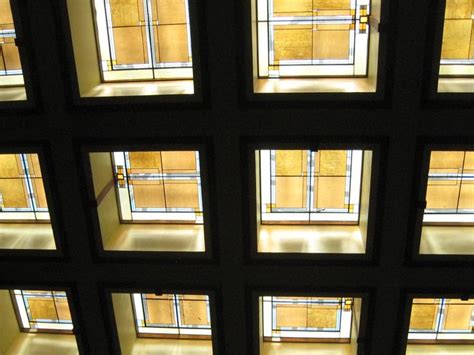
0, 0, 23, 87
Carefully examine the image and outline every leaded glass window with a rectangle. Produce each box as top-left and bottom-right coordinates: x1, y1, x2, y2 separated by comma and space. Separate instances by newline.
132, 293, 212, 338
261, 296, 354, 342
259, 149, 363, 223
0, 154, 49, 221
12, 290, 73, 333
112, 151, 203, 223
93, 0, 193, 82
423, 151, 474, 224
0, 0, 23, 86
256, 0, 371, 78
408, 298, 474, 343
439, 0, 474, 76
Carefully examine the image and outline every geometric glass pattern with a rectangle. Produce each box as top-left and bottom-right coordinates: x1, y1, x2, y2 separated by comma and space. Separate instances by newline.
423, 151, 474, 224
112, 151, 203, 223
259, 149, 363, 223
0, 154, 50, 221
12, 290, 73, 333
92, 0, 193, 82
256, 0, 371, 78
408, 298, 474, 344
261, 296, 354, 342
0, 0, 23, 86
439, 0, 474, 76
132, 293, 212, 338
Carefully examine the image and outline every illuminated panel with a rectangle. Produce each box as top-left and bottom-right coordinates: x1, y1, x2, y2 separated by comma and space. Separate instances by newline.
261, 296, 354, 342
12, 290, 73, 333
256, 0, 371, 78
92, 0, 193, 82
423, 151, 474, 224
0, 154, 50, 221
0, 0, 23, 86
132, 293, 212, 338
408, 298, 474, 344
439, 0, 474, 76
259, 149, 363, 224
112, 151, 203, 223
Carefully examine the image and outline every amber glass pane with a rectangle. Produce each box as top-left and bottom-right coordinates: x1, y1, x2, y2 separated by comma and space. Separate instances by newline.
313, 0, 351, 9
146, 299, 176, 325
307, 305, 339, 328
409, 299, 439, 331
0, 0, 14, 26
442, 301, 473, 331
459, 180, 474, 209
2, 40, 21, 70
29, 298, 58, 321
0, 154, 28, 208
426, 179, 461, 209
275, 176, 307, 208
155, 25, 189, 63
130, 180, 166, 208
273, 25, 312, 62
163, 180, 199, 208
179, 296, 210, 326
316, 150, 347, 176
273, 0, 312, 16
275, 150, 308, 176
129, 152, 162, 174
153, 0, 187, 24
55, 298, 72, 321
441, 0, 474, 60
110, 0, 145, 26
315, 176, 346, 209
276, 304, 308, 328
313, 29, 351, 60
429, 151, 464, 170
161, 151, 197, 173
113, 27, 149, 65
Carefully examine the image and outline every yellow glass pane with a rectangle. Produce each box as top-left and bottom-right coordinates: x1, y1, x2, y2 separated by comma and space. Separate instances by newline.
443, 303, 473, 331
275, 150, 307, 175
459, 181, 474, 209
441, 19, 473, 60
156, 24, 189, 63
409, 303, 438, 330
27, 154, 42, 177
113, 27, 149, 65
273, 26, 312, 62
55, 298, 72, 321
2, 40, 21, 71
29, 298, 58, 321
179, 299, 209, 326
131, 180, 166, 208
146, 299, 175, 325
315, 176, 346, 209
273, 0, 312, 15
313, 30, 350, 60
0, 0, 14, 25
276, 304, 308, 328
144, 293, 174, 300
275, 176, 307, 208
153, 0, 187, 24
161, 151, 196, 173
444, 0, 472, 19
464, 151, 474, 169
426, 180, 460, 209
317, 150, 347, 176
429, 151, 464, 170
307, 305, 339, 328
110, 0, 144, 26
0, 154, 23, 177
0, 179, 29, 208
129, 152, 162, 173
314, 0, 351, 9
163, 180, 199, 208
31, 178, 48, 209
